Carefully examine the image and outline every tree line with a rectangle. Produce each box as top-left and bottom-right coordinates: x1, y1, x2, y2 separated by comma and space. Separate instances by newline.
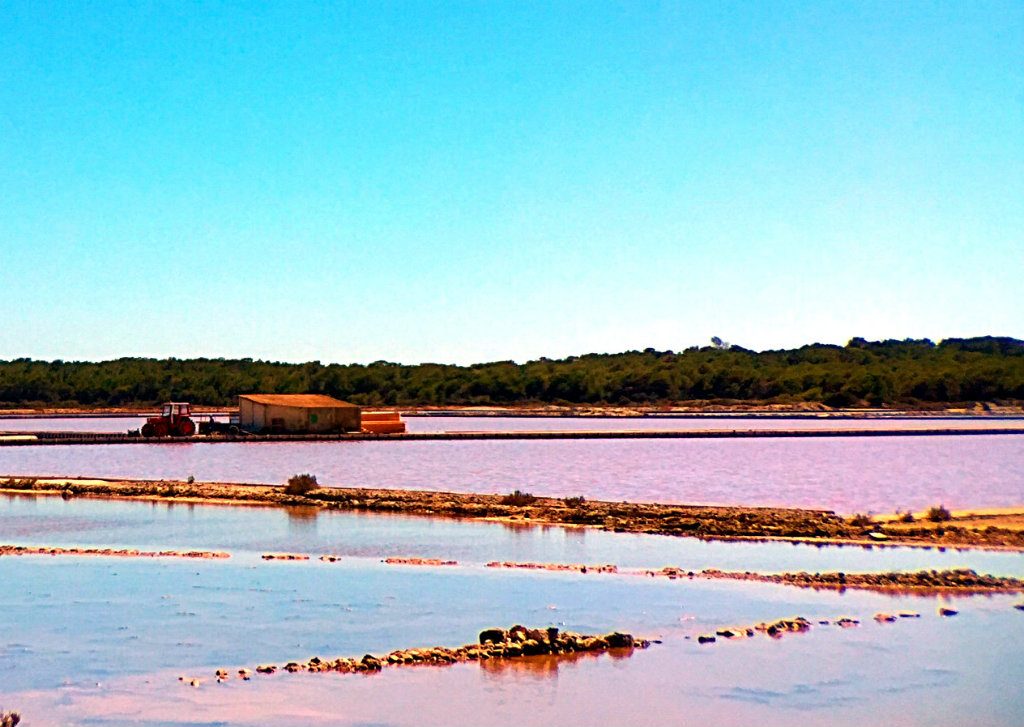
1, 337, 1021, 409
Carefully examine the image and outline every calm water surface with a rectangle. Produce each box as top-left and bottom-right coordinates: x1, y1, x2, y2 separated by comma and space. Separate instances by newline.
3, 494, 1023, 576
2, 434, 1021, 512
409, 415, 1024, 432
2, 545, 1022, 726
2, 497, 1023, 726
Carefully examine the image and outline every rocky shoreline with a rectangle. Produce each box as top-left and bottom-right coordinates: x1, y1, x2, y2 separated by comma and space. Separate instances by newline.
180, 625, 649, 687
0, 544, 229, 560
649, 567, 1024, 594
3, 475, 1023, 550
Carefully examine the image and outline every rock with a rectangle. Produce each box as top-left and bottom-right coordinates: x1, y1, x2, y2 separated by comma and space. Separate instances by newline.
898, 611, 921, 618
868, 531, 889, 541
697, 634, 716, 644
938, 607, 959, 617
524, 627, 546, 642
255, 664, 276, 674
479, 628, 508, 645
874, 613, 897, 623
1013, 603, 1024, 611
361, 654, 382, 671
835, 617, 859, 628
605, 632, 634, 648
521, 639, 545, 655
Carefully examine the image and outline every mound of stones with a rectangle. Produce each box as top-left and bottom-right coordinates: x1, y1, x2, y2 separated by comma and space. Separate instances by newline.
0, 545, 228, 560
383, 557, 458, 566
219, 625, 648, 682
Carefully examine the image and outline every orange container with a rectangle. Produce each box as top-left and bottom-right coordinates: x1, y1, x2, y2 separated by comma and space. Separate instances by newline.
361, 411, 405, 433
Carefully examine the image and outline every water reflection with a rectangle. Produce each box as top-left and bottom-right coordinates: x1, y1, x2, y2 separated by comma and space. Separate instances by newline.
477, 647, 624, 680
286, 507, 320, 535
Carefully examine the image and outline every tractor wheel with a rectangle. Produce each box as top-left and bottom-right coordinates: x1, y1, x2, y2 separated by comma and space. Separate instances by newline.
176, 419, 196, 437
141, 423, 156, 438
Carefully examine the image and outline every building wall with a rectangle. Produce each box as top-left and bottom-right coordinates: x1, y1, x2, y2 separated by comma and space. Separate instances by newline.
238, 399, 360, 433
238, 399, 256, 429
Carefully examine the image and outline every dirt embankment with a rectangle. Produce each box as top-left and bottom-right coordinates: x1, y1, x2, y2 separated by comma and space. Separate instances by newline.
3, 476, 1023, 551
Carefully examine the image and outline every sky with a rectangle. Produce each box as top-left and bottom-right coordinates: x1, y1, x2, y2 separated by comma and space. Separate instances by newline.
1, 1, 1021, 365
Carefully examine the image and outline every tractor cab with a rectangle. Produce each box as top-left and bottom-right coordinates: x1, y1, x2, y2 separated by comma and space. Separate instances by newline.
142, 402, 196, 437
162, 402, 191, 418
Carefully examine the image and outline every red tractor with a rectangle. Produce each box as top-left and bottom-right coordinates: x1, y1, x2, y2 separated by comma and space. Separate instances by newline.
141, 402, 196, 437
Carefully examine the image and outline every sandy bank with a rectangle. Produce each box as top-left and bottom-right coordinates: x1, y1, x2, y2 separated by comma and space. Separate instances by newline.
3, 475, 1023, 551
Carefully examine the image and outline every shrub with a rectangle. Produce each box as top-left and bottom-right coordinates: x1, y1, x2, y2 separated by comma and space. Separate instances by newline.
186, 474, 195, 484
927, 504, 952, 522
501, 490, 537, 507
850, 513, 874, 527
2, 478, 35, 491
899, 511, 915, 523
563, 495, 586, 508
285, 473, 319, 496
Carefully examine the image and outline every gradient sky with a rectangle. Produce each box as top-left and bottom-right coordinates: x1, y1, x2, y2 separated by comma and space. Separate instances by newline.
2, 1, 1021, 364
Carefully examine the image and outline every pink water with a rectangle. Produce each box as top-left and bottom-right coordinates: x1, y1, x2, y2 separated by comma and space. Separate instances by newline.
2, 434, 1021, 512
2, 414, 1023, 433
407, 415, 1024, 433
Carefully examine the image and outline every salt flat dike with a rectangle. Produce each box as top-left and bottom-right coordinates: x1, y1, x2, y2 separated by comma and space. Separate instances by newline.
3, 426, 1024, 445
4, 476, 1024, 550
196, 626, 649, 687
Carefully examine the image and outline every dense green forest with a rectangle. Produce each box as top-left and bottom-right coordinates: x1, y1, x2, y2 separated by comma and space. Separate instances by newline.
1, 337, 1022, 409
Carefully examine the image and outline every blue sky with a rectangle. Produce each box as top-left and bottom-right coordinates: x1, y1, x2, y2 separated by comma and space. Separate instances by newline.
2, 1, 1021, 364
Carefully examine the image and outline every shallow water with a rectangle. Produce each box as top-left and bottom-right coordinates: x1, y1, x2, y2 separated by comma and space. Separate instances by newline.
2, 434, 1022, 512
2, 496, 1023, 726
2, 494, 1023, 576
2, 545, 1023, 726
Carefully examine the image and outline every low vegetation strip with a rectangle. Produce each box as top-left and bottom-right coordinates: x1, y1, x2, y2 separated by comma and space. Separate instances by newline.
1, 336, 1021, 408
182, 625, 648, 687
3, 476, 1024, 550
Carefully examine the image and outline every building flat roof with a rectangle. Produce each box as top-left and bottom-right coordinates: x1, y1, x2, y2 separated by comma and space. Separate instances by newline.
238, 394, 358, 408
